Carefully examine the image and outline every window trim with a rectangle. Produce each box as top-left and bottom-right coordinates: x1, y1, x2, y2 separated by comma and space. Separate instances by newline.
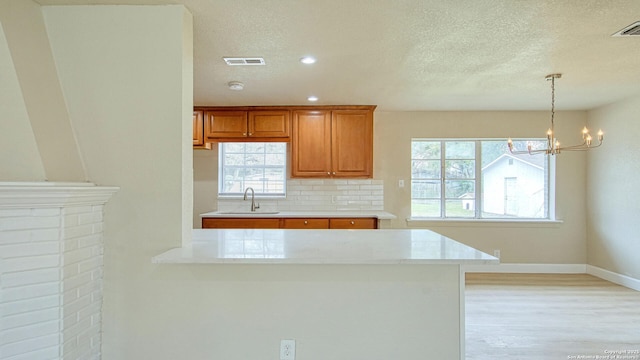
410, 138, 556, 221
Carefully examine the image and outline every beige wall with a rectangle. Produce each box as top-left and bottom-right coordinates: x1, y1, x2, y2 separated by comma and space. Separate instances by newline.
0, 0, 85, 182
42, 4, 193, 358
374, 111, 588, 264
587, 94, 640, 280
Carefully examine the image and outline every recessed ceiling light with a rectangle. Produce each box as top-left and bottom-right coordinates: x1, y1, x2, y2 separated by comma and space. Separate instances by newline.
300, 56, 317, 64
307, 96, 318, 102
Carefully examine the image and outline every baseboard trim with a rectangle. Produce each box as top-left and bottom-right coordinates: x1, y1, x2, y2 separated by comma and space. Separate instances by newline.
463, 263, 587, 274
586, 265, 640, 292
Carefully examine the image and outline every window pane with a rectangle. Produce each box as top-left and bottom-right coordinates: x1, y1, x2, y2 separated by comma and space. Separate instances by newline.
411, 180, 441, 199
412, 141, 440, 159
219, 142, 286, 196
411, 199, 441, 217
412, 160, 441, 179
444, 160, 475, 179
444, 180, 474, 198
445, 141, 474, 159
481, 140, 548, 218
445, 200, 475, 218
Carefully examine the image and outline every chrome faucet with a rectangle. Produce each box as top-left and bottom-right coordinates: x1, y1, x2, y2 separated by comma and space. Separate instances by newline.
243, 187, 260, 212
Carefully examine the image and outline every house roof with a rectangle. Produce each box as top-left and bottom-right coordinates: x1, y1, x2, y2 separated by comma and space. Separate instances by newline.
35, 0, 640, 111
482, 153, 546, 172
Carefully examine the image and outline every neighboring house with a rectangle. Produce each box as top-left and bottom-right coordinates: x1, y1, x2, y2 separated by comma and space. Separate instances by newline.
482, 153, 546, 218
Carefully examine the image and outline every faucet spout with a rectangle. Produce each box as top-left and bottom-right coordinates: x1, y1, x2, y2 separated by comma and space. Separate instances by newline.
243, 187, 259, 212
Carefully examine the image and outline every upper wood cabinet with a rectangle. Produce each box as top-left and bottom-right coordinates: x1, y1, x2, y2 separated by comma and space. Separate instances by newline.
292, 107, 374, 178
193, 110, 212, 150
201, 108, 290, 142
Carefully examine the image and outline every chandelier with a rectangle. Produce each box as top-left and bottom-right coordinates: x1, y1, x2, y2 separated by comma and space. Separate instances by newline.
508, 73, 603, 155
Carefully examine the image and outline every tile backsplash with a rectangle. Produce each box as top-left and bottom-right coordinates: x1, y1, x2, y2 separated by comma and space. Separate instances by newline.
217, 179, 384, 212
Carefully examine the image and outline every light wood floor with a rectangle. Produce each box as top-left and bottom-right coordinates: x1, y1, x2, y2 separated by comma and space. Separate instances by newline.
465, 273, 640, 360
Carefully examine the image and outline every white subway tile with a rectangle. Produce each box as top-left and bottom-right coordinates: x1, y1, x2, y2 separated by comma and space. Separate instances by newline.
0, 230, 30, 244
1, 333, 59, 358
63, 317, 92, 342
348, 179, 371, 185
63, 247, 93, 266
30, 228, 61, 242
64, 206, 93, 215
3, 346, 60, 360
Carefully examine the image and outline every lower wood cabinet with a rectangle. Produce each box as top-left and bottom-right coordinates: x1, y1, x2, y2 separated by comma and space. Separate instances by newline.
202, 217, 378, 229
282, 218, 329, 229
329, 218, 377, 229
201, 218, 280, 229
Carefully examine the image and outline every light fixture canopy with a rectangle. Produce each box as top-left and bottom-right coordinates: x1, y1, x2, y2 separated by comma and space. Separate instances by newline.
227, 81, 244, 91
508, 74, 603, 155
307, 96, 318, 102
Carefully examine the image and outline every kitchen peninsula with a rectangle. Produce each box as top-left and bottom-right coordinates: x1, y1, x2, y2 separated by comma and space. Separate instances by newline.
153, 229, 497, 359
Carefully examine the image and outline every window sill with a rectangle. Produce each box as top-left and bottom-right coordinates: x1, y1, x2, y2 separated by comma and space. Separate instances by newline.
406, 217, 563, 228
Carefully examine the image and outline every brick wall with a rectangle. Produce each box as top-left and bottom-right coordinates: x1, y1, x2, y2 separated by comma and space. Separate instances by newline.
0, 183, 117, 360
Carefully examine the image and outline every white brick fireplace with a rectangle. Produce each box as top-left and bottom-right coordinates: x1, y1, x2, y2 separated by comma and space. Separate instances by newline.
0, 183, 117, 360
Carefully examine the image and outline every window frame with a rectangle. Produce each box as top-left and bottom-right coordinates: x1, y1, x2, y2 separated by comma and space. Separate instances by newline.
410, 138, 555, 221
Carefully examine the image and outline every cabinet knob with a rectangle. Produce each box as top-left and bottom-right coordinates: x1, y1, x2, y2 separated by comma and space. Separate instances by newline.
243, 133, 247, 136
350, 221, 355, 225
332, 172, 336, 175
304, 220, 308, 225
248, 133, 253, 136
327, 172, 330, 175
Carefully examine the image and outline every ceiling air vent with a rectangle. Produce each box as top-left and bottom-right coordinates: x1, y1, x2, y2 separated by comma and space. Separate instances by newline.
612, 21, 640, 37
223, 57, 266, 66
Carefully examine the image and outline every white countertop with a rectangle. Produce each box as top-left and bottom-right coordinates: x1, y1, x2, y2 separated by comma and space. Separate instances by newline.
200, 210, 397, 220
152, 229, 498, 265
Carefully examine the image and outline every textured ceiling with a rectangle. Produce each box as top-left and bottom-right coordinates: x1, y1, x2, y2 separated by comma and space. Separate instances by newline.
35, 0, 640, 110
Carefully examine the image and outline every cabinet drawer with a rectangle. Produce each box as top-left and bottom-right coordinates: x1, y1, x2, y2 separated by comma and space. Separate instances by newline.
202, 218, 280, 229
282, 218, 329, 229
329, 218, 377, 229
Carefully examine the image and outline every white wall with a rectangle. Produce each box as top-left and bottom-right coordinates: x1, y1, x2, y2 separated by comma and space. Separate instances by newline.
42, 5, 193, 358
0, 23, 45, 181
0, 0, 85, 182
587, 94, 640, 280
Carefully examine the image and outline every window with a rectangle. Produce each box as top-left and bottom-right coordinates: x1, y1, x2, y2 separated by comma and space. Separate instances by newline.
219, 142, 286, 197
411, 139, 553, 219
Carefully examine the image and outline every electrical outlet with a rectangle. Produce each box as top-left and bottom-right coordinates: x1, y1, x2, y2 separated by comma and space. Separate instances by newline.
398, 179, 405, 188
280, 339, 295, 360
493, 249, 501, 259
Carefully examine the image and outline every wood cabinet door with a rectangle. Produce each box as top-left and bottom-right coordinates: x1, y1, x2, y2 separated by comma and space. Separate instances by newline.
249, 110, 290, 138
291, 110, 332, 177
193, 111, 212, 149
282, 218, 329, 229
329, 218, 378, 229
202, 218, 280, 229
204, 111, 248, 139
331, 110, 373, 178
